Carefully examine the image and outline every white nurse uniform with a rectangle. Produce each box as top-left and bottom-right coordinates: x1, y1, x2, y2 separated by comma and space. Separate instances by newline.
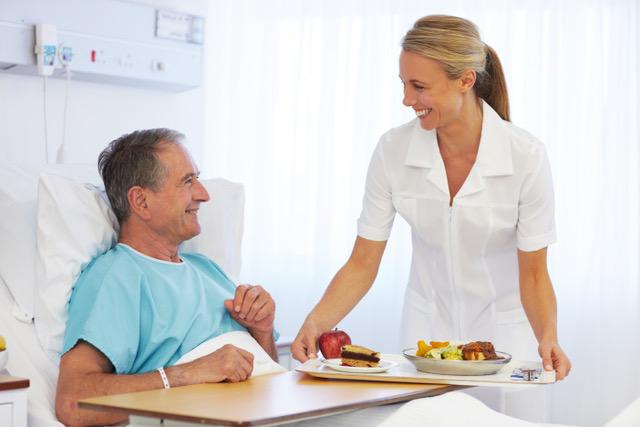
357, 100, 556, 360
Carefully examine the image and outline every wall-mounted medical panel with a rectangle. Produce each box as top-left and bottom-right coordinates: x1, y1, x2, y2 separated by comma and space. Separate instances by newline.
0, 0, 204, 91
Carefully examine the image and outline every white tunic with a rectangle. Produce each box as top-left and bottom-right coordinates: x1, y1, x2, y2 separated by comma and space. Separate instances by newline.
357, 101, 556, 359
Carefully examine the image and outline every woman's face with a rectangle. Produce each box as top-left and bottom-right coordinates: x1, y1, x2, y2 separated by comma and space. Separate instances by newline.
399, 50, 467, 131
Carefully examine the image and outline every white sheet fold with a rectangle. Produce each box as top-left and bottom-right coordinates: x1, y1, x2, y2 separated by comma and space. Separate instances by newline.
175, 330, 287, 377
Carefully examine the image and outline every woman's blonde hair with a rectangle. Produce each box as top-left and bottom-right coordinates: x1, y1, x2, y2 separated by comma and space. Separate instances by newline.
402, 15, 510, 121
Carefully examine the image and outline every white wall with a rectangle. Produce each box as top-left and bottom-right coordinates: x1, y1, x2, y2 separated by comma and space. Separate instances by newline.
0, 0, 208, 167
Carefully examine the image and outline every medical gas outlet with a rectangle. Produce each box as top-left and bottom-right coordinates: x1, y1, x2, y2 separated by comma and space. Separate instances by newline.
1, 1, 203, 91
59, 45, 73, 66
35, 23, 57, 76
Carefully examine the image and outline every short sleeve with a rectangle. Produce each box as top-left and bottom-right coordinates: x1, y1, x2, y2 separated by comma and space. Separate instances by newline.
357, 140, 396, 241
62, 260, 141, 374
517, 145, 557, 251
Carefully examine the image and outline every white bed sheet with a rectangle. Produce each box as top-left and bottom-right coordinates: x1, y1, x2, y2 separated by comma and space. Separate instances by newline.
1, 278, 62, 427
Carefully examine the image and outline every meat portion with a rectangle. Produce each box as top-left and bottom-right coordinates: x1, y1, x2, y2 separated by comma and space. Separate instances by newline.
461, 341, 500, 360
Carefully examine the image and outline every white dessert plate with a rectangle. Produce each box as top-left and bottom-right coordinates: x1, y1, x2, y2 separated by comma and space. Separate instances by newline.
321, 358, 398, 373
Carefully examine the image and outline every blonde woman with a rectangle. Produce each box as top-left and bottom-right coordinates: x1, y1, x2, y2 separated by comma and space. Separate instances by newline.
292, 15, 571, 381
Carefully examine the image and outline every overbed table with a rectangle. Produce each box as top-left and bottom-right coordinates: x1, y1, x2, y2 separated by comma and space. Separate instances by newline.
0, 375, 29, 427
79, 371, 462, 426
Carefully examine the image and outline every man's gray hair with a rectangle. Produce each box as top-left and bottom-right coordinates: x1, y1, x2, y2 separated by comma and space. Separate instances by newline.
98, 128, 185, 223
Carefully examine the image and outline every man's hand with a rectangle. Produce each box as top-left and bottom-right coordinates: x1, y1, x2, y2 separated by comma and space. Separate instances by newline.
224, 284, 275, 334
180, 344, 254, 383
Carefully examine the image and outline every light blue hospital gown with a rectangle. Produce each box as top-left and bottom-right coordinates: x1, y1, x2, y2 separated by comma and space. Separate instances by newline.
62, 243, 246, 374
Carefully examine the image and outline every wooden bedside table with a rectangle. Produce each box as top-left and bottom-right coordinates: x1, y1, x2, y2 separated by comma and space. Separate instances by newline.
0, 376, 29, 427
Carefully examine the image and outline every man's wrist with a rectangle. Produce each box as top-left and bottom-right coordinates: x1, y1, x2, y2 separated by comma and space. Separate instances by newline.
250, 327, 275, 336
249, 327, 275, 341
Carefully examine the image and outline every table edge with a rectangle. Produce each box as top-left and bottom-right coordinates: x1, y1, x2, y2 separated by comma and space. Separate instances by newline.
79, 383, 464, 426
0, 377, 30, 391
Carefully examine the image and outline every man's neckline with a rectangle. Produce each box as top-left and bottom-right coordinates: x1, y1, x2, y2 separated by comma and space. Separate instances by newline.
118, 243, 185, 265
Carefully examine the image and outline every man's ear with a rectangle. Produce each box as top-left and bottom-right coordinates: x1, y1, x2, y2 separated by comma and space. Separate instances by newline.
459, 69, 477, 93
127, 186, 151, 220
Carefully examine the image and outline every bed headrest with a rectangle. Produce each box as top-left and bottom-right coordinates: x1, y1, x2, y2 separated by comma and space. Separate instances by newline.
0, 163, 245, 363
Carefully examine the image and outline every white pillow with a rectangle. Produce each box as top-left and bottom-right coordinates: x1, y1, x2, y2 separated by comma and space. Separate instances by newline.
175, 331, 287, 376
35, 174, 118, 361
33, 173, 245, 362
0, 163, 99, 323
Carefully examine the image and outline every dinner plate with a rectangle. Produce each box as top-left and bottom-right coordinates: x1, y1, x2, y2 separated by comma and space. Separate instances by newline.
402, 348, 512, 376
321, 358, 398, 373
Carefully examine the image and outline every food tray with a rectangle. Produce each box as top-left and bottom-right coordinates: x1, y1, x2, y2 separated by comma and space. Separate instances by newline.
296, 354, 555, 387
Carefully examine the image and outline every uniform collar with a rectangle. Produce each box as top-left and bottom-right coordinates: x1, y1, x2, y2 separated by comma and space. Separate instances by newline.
404, 100, 513, 177
404, 100, 513, 200
476, 100, 513, 176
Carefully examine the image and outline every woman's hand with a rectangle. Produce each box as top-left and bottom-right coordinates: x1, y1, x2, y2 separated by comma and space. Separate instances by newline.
539, 340, 571, 380
291, 319, 325, 362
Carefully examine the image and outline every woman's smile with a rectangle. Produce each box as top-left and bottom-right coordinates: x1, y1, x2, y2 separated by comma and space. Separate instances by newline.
415, 108, 432, 118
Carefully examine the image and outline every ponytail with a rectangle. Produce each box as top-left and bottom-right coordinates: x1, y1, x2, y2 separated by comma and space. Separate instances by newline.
476, 44, 510, 121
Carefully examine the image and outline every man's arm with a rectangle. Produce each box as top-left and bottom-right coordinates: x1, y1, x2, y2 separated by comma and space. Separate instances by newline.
224, 284, 278, 360
56, 340, 254, 427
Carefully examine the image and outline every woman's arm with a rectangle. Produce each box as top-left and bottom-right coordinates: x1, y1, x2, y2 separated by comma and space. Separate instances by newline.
291, 236, 387, 362
518, 247, 571, 380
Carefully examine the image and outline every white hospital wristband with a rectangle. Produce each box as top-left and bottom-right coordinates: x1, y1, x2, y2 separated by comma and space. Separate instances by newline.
157, 367, 171, 389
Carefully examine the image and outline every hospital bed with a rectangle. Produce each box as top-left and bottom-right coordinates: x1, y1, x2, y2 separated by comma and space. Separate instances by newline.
0, 163, 247, 427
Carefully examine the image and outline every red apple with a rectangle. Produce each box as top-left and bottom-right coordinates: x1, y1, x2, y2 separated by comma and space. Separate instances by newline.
318, 329, 351, 359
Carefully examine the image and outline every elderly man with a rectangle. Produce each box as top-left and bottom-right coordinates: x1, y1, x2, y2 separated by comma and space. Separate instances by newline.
55, 129, 277, 426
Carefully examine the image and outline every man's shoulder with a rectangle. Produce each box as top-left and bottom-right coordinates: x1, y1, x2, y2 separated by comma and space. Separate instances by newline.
77, 245, 144, 287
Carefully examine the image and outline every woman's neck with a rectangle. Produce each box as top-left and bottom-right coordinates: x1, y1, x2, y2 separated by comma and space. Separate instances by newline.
436, 97, 483, 159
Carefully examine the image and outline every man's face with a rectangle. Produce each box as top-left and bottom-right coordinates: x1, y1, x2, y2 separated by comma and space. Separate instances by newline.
145, 142, 209, 245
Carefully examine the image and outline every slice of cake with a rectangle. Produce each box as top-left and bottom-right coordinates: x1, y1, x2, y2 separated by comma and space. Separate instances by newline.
340, 344, 381, 367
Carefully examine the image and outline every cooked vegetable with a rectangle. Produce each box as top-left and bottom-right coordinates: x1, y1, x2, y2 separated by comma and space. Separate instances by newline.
429, 341, 449, 348
441, 345, 463, 360
416, 340, 432, 357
